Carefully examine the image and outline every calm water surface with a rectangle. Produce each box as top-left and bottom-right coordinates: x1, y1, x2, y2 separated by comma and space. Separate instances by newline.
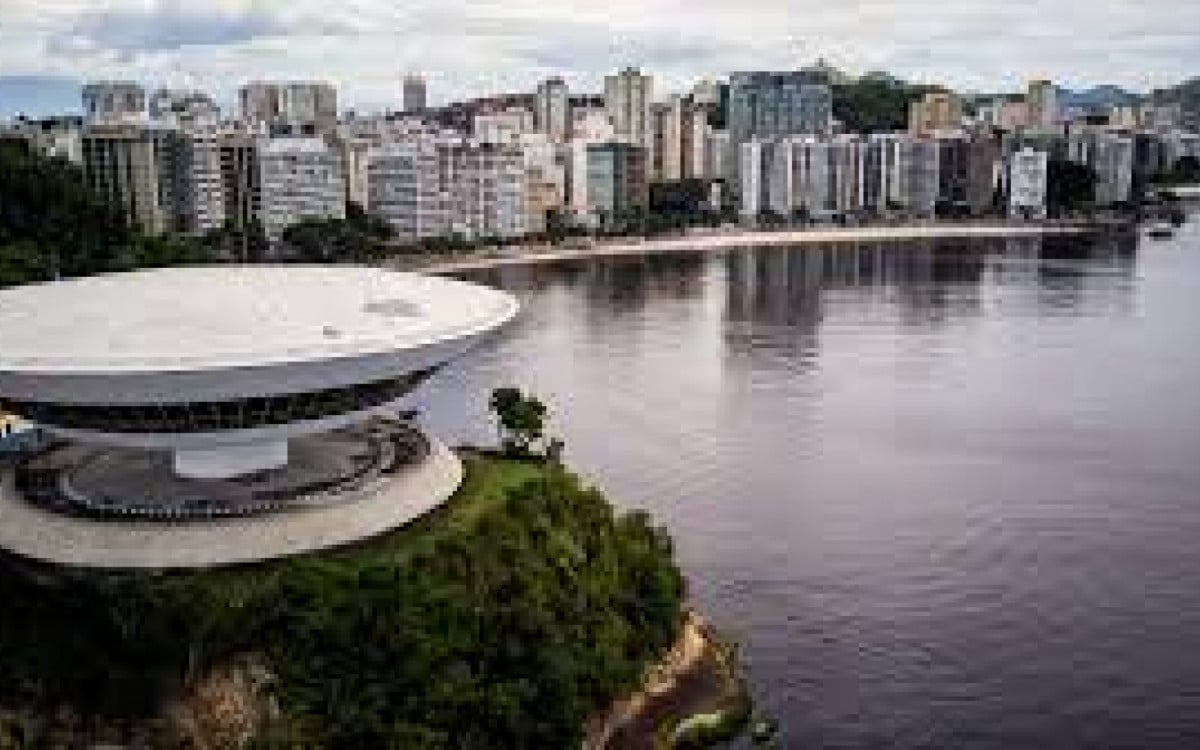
416, 222, 1200, 748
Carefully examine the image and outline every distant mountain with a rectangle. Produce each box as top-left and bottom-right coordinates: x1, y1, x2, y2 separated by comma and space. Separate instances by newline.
1152, 77, 1200, 105
1152, 77, 1200, 129
1058, 85, 1141, 110
0, 76, 81, 120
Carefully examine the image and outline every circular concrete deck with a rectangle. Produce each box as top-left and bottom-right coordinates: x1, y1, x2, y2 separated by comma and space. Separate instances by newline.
0, 437, 463, 569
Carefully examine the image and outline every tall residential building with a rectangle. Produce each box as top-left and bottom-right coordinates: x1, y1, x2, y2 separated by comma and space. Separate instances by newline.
177, 124, 225, 235
572, 107, 615, 142
257, 137, 346, 241
740, 134, 940, 221
534, 77, 571, 143
650, 95, 708, 182
368, 141, 448, 240
81, 123, 183, 234
82, 82, 146, 124
999, 100, 1030, 131
1094, 135, 1134, 206
148, 89, 220, 125
473, 108, 534, 145
572, 141, 648, 225
936, 134, 1001, 215
739, 139, 777, 217
239, 82, 338, 136
728, 71, 833, 199
518, 135, 569, 234
367, 137, 527, 241
692, 79, 722, 108
604, 67, 653, 148
1027, 80, 1059, 129
704, 129, 733, 183
403, 74, 428, 113
1008, 147, 1048, 218
218, 131, 263, 251
909, 92, 964, 137
444, 140, 527, 239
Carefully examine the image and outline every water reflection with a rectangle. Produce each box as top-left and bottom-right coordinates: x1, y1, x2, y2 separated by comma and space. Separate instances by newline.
425, 226, 1200, 749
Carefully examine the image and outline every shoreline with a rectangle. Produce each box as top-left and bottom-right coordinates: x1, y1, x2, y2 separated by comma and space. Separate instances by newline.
388, 222, 1101, 275
584, 609, 752, 749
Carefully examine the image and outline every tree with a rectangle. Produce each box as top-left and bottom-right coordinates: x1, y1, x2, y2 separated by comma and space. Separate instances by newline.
0, 139, 217, 287
280, 211, 395, 264
489, 387, 550, 457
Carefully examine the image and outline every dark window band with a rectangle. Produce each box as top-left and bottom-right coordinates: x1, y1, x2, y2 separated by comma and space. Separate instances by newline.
1, 369, 437, 434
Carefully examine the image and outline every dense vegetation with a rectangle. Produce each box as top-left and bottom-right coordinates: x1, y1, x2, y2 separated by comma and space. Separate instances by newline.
0, 453, 686, 747
279, 203, 395, 263
0, 139, 216, 288
832, 73, 946, 133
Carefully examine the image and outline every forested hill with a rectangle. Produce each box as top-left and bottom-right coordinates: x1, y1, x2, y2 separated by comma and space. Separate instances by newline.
832, 73, 949, 133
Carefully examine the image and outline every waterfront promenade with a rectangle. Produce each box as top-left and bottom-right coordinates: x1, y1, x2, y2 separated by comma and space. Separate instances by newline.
389, 222, 1092, 275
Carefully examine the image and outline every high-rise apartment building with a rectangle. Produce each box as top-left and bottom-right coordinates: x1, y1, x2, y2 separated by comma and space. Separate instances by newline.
739, 139, 777, 217
740, 134, 939, 221
217, 130, 263, 256
1008, 147, 1048, 218
82, 82, 147, 124
573, 141, 648, 225
368, 141, 448, 240
240, 82, 338, 136
257, 137, 346, 241
909, 91, 964, 137
535, 78, 571, 142
81, 123, 183, 234
1067, 129, 1133, 206
650, 95, 708, 182
403, 74, 428, 113
1027, 80, 1059, 129
149, 89, 220, 125
728, 71, 833, 199
367, 138, 527, 241
473, 108, 534, 145
176, 124, 225, 235
936, 134, 1001, 214
604, 67, 653, 148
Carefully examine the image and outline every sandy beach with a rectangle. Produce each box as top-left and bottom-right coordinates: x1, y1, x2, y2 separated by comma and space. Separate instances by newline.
404, 223, 1090, 275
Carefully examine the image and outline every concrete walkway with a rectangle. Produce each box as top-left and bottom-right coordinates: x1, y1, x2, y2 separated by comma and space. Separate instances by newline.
0, 437, 462, 569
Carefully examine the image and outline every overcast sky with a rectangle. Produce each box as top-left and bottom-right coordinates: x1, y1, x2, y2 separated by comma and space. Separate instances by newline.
1, 0, 1197, 115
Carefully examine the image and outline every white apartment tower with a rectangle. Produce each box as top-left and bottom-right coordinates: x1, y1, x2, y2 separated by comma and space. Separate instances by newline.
367, 138, 527, 241
403, 74, 428, 113
257, 137, 346, 241
1027, 80, 1059, 129
240, 82, 338, 136
82, 82, 147, 124
535, 78, 571, 143
605, 67, 653, 149
1008, 147, 1048, 219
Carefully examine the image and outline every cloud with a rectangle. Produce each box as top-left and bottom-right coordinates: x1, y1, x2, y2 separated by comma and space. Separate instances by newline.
46, 1, 302, 55
0, 0, 1197, 113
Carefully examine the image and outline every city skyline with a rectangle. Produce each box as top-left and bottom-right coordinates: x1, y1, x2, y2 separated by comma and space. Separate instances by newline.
1, 0, 1198, 118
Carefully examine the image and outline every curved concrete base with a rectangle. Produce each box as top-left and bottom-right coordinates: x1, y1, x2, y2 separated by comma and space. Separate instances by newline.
0, 437, 462, 570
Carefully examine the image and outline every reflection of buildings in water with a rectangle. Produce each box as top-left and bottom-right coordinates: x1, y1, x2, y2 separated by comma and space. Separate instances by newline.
1032, 232, 1139, 315
562, 253, 711, 322
722, 239, 993, 334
